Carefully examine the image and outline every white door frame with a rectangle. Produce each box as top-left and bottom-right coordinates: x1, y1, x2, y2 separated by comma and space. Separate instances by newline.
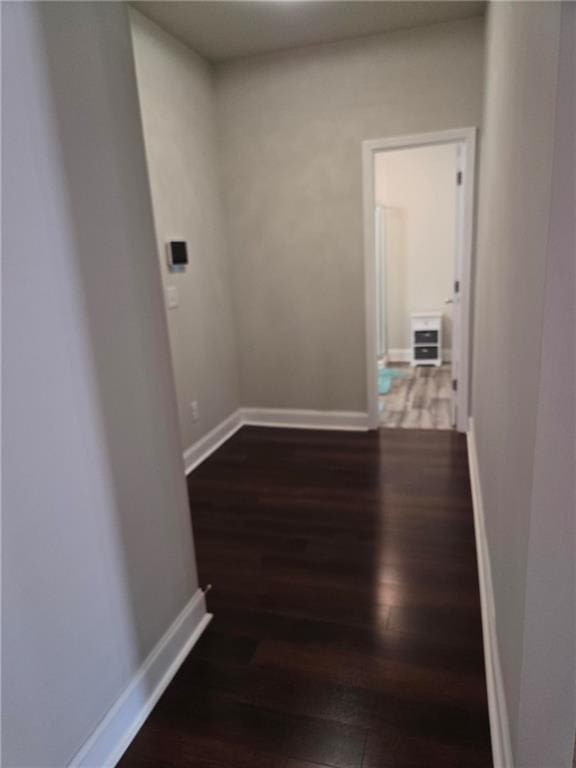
362, 126, 477, 433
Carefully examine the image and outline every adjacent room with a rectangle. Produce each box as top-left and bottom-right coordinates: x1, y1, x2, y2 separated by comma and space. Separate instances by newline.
3, 2, 574, 768
372, 141, 462, 430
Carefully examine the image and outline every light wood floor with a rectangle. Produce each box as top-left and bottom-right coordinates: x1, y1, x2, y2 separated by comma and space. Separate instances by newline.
379, 364, 453, 430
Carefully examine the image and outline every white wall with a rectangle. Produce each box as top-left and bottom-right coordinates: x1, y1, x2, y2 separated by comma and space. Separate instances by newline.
2, 3, 201, 765
216, 17, 484, 411
130, 10, 240, 453
375, 143, 457, 356
473, 1, 575, 764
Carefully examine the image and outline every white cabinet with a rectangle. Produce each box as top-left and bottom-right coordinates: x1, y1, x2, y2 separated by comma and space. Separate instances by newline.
410, 312, 442, 367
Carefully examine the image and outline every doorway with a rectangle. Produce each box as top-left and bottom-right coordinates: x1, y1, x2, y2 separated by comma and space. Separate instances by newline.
363, 128, 476, 432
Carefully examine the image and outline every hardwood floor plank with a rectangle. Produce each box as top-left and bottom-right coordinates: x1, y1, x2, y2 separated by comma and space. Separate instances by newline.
379, 365, 453, 430
119, 426, 491, 768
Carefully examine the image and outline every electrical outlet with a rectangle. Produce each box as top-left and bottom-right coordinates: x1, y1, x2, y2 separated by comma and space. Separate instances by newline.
190, 401, 199, 422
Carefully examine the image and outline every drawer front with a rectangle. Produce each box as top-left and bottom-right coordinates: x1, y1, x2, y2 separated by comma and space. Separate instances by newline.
414, 330, 438, 344
414, 346, 439, 360
412, 318, 441, 332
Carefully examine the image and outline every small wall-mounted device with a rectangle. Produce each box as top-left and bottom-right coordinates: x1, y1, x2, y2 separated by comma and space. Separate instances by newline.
167, 241, 188, 273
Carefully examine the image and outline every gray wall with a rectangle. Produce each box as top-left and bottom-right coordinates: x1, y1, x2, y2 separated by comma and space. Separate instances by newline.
130, 10, 240, 452
516, 4, 575, 763
216, 18, 484, 411
2, 3, 200, 765
472, 1, 575, 764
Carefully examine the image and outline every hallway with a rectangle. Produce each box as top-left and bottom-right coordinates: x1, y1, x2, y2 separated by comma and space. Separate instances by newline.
119, 427, 492, 767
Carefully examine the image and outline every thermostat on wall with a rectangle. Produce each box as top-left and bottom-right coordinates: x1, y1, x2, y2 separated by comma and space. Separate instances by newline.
167, 241, 188, 273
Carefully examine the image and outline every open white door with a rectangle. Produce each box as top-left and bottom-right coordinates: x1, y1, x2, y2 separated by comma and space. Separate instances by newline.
375, 206, 387, 364
449, 143, 465, 428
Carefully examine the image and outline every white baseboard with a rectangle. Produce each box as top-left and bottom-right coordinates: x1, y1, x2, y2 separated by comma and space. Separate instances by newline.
240, 407, 370, 431
388, 348, 412, 363
183, 408, 370, 475
467, 419, 513, 768
183, 410, 243, 475
69, 589, 212, 768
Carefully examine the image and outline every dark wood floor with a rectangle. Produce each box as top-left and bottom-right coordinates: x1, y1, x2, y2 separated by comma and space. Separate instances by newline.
119, 427, 492, 767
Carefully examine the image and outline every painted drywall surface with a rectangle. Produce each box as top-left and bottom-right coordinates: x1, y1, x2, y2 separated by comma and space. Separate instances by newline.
216, 17, 484, 410
516, 3, 575, 765
375, 144, 457, 356
2, 3, 199, 766
472, 1, 573, 762
130, 10, 240, 453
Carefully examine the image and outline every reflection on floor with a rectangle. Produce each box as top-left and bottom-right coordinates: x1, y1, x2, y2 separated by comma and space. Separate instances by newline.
119, 427, 492, 767
379, 363, 452, 430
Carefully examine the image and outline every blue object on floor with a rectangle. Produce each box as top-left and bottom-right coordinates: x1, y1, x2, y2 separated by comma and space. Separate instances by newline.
378, 367, 408, 396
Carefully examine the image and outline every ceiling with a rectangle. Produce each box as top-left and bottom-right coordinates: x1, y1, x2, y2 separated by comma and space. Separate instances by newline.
131, 1, 486, 63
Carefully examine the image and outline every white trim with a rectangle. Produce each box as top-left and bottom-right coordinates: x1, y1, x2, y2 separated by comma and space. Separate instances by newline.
467, 419, 513, 768
363, 127, 476, 432
387, 348, 411, 363
183, 410, 243, 475
240, 407, 369, 431
182, 409, 370, 475
69, 589, 212, 768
